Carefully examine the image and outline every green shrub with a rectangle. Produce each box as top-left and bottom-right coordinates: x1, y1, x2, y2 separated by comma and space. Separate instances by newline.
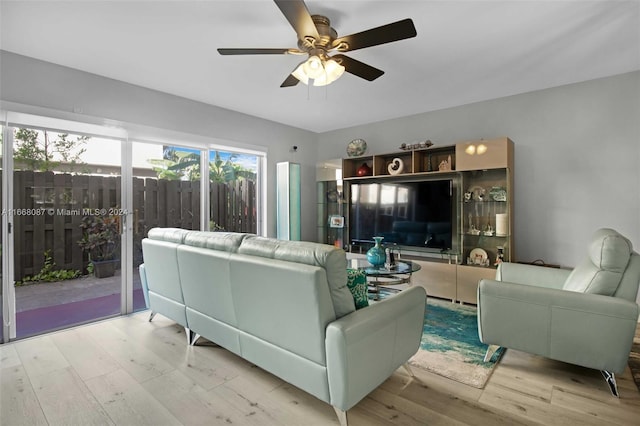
16, 250, 81, 286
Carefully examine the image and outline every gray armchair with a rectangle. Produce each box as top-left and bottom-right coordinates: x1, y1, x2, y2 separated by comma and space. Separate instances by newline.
477, 228, 640, 396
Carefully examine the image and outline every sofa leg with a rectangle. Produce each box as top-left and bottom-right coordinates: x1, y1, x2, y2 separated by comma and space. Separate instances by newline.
333, 406, 348, 426
148, 311, 156, 322
184, 327, 195, 345
601, 370, 619, 397
402, 363, 416, 378
483, 345, 500, 362
189, 333, 201, 346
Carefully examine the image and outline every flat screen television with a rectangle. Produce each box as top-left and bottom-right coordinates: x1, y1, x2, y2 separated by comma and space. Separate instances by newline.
348, 179, 454, 252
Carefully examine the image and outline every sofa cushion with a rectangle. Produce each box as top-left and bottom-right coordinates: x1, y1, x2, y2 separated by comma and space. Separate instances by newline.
563, 228, 633, 295
147, 227, 190, 244
346, 269, 369, 309
183, 230, 249, 252
238, 236, 355, 318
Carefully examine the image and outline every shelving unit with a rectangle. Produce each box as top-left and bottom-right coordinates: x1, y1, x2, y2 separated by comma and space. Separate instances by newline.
343, 145, 457, 178
341, 137, 514, 304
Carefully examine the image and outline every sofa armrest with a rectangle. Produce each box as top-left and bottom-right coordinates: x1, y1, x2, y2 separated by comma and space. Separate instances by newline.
325, 286, 426, 411
496, 262, 571, 289
139, 264, 150, 309
478, 279, 639, 373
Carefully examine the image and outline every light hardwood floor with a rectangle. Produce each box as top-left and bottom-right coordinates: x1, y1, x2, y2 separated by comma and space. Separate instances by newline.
2, 313, 639, 426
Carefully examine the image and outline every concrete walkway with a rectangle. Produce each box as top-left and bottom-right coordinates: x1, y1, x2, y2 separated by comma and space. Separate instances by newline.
14, 268, 142, 312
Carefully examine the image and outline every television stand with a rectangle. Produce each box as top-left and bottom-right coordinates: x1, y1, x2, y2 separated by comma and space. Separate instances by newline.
338, 137, 514, 305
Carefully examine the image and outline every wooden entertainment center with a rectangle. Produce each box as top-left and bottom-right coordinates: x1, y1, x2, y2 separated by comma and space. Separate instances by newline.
341, 137, 514, 304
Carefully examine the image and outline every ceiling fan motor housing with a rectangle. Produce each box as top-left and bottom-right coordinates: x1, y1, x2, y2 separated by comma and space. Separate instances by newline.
298, 15, 338, 52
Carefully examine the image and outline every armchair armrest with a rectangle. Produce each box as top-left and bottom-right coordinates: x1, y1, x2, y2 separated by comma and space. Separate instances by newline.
478, 279, 639, 374
325, 286, 426, 411
496, 262, 571, 289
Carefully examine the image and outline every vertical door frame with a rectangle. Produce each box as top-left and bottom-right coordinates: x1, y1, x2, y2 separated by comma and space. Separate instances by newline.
2, 125, 16, 341
121, 137, 134, 313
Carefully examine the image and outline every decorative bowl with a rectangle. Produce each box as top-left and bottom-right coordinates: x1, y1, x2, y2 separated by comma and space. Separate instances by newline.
347, 139, 367, 157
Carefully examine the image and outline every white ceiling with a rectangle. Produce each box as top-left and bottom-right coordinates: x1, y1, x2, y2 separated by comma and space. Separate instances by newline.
1, 1, 639, 133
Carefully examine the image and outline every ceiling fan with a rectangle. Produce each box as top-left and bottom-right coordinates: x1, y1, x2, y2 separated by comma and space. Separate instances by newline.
217, 0, 417, 87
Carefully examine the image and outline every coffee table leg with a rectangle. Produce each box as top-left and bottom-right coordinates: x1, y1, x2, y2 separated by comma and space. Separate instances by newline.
368, 277, 380, 300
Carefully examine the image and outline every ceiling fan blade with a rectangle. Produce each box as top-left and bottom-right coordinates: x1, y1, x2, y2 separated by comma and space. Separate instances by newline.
218, 48, 293, 55
274, 0, 319, 41
281, 60, 303, 87
280, 74, 300, 87
332, 18, 417, 52
333, 54, 384, 81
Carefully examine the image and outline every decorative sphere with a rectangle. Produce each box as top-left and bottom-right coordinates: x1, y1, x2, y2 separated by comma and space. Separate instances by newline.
356, 163, 372, 177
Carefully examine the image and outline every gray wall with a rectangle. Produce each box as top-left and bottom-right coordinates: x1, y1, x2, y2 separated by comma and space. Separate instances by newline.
2, 50, 639, 273
318, 71, 640, 270
0, 51, 318, 240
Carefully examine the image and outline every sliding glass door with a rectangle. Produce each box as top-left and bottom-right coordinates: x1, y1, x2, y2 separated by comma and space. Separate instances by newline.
0, 114, 266, 342
10, 126, 125, 338
209, 149, 260, 233
1, 125, 5, 342
131, 142, 203, 311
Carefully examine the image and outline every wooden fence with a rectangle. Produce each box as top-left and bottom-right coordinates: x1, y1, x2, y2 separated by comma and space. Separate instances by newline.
4, 171, 256, 280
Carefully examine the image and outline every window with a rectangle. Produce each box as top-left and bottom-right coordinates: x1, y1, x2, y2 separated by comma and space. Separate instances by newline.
209, 149, 261, 233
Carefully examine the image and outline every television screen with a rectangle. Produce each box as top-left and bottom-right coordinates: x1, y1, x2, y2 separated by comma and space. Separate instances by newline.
349, 179, 453, 251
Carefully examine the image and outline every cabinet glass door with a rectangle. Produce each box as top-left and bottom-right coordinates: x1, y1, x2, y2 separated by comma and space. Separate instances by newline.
461, 168, 511, 268
317, 180, 345, 248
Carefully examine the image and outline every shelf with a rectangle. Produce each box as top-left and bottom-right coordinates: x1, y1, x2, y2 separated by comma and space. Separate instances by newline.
461, 263, 498, 270
462, 233, 509, 237
413, 147, 455, 173
342, 156, 374, 178
342, 145, 456, 179
373, 152, 413, 176
462, 200, 507, 204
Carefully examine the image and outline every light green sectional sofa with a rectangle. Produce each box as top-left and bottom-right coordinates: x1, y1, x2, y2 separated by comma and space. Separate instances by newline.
139, 228, 427, 425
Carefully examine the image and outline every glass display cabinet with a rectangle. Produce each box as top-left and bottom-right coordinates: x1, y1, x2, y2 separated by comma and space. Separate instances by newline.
455, 138, 514, 303
460, 168, 512, 268
316, 160, 345, 248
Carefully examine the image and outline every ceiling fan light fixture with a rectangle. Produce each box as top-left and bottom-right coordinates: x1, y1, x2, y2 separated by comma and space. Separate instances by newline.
293, 55, 344, 86
302, 55, 325, 79
313, 58, 345, 86
292, 62, 310, 84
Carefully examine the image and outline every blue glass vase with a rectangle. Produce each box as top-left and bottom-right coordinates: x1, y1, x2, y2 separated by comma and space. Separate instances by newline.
366, 236, 386, 268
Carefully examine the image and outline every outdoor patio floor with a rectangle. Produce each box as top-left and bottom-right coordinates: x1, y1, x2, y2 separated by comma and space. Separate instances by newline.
13, 268, 147, 339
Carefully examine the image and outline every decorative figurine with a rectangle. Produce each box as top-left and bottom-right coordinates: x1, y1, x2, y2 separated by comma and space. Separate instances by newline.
384, 247, 397, 270
438, 155, 452, 171
489, 186, 507, 201
399, 140, 433, 151
483, 224, 494, 236
387, 158, 404, 175
495, 246, 505, 265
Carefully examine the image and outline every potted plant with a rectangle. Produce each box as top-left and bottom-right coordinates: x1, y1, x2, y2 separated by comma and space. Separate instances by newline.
78, 214, 120, 278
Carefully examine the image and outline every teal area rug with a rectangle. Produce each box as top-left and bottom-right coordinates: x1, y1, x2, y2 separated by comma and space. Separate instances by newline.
378, 289, 504, 388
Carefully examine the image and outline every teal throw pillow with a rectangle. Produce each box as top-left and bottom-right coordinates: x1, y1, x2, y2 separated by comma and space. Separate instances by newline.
346, 268, 369, 309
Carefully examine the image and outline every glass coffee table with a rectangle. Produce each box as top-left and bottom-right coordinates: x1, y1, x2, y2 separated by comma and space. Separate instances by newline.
349, 258, 421, 300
